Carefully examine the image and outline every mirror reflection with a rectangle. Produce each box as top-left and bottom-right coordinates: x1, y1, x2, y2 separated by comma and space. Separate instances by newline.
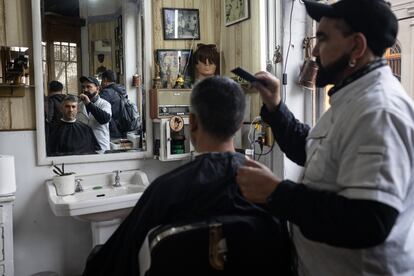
42, 0, 144, 157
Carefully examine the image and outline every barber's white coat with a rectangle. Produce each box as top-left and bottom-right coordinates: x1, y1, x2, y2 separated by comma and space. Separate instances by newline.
77, 97, 112, 151
295, 66, 414, 276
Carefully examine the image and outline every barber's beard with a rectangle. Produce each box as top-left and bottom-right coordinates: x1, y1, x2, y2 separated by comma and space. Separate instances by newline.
85, 91, 97, 100
315, 52, 351, 88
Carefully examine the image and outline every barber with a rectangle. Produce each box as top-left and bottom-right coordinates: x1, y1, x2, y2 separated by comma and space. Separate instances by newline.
237, 0, 414, 275
78, 76, 112, 151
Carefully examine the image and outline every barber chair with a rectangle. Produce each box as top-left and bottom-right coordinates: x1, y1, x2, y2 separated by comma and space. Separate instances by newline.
139, 215, 295, 276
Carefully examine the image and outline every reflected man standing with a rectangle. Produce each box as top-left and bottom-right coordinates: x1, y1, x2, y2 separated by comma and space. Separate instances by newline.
77, 76, 112, 151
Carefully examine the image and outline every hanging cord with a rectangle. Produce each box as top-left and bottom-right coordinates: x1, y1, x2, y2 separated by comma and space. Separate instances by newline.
255, 141, 275, 161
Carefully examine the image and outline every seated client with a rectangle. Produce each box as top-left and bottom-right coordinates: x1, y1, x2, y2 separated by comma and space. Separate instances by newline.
82, 76, 292, 275
47, 95, 101, 156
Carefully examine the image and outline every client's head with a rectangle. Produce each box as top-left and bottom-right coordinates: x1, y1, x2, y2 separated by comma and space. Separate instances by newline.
48, 80, 63, 94
190, 76, 245, 151
61, 95, 78, 122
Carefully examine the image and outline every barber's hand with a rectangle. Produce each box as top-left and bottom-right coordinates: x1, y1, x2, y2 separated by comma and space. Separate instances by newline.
252, 71, 281, 111
79, 93, 91, 105
237, 158, 281, 204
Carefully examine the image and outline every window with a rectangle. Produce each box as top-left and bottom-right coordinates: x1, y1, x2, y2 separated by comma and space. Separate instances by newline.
52, 41, 78, 93
43, 14, 83, 94
385, 42, 401, 81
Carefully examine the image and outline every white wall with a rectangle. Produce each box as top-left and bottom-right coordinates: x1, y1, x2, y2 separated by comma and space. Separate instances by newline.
0, 131, 182, 276
390, 0, 414, 99
280, 0, 309, 181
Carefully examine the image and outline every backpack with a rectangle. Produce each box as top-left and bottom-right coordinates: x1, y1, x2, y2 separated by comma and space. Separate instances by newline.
113, 86, 140, 133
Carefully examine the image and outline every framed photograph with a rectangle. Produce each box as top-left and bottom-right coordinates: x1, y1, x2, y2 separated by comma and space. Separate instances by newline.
224, 0, 250, 27
92, 40, 112, 76
156, 49, 193, 88
162, 8, 200, 40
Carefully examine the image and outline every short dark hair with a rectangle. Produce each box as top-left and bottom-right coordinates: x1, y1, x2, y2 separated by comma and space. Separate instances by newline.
191, 76, 245, 140
62, 94, 78, 104
48, 80, 63, 92
101, 70, 116, 82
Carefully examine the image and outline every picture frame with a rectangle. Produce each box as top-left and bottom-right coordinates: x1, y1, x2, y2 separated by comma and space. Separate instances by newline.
162, 8, 200, 40
92, 40, 112, 76
155, 49, 193, 88
224, 0, 250, 27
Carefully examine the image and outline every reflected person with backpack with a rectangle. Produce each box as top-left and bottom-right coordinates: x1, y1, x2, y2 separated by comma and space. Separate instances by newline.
100, 70, 140, 139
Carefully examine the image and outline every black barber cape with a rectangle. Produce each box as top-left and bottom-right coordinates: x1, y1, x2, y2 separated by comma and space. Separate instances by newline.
82, 152, 293, 276
47, 120, 101, 156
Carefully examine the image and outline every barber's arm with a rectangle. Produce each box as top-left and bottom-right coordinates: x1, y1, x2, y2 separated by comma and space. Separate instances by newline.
253, 72, 310, 166
237, 159, 398, 249
79, 94, 111, 124
85, 103, 111, 124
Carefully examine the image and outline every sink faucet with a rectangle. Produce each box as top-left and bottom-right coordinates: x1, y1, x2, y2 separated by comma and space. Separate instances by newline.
75, 178, 83, 192
113, 170, 122, 187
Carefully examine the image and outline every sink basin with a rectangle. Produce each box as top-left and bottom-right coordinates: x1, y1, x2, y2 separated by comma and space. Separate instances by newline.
46, 170, 149, 221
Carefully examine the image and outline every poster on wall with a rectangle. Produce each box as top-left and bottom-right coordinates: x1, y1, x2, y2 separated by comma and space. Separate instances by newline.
224, 0, 250, 27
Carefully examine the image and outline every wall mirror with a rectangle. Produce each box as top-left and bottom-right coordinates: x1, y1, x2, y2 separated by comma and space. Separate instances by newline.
32, 0, 153, 165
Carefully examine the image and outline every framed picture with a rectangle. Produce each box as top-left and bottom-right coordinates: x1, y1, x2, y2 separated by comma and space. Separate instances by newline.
92, 40, 112, 76
162, 8, 200, 40
156, 49, 193, 88
224, 0, 250, 27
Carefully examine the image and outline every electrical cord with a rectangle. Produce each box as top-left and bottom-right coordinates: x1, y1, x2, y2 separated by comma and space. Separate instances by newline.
255, 140, 275, 160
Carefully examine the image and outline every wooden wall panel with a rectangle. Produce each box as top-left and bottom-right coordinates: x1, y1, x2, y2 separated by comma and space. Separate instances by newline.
0, 0, 35, 130
4, 0, 32, 47
221, 0, 262, 75
0, 100, 10, 129
10, 87, 35, 129
0, 1, 6, 46
88, 21, 117, 74
0, 87, 35, 130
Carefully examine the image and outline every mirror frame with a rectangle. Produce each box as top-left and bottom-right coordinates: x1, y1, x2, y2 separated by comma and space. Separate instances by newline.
32, 0, 154, 165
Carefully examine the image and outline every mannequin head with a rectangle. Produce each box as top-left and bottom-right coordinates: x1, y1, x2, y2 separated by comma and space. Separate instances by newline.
193, 44, 220, 81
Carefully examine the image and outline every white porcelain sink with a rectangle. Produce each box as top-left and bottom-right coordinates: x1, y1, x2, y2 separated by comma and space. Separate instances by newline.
46, 170, 149, 221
